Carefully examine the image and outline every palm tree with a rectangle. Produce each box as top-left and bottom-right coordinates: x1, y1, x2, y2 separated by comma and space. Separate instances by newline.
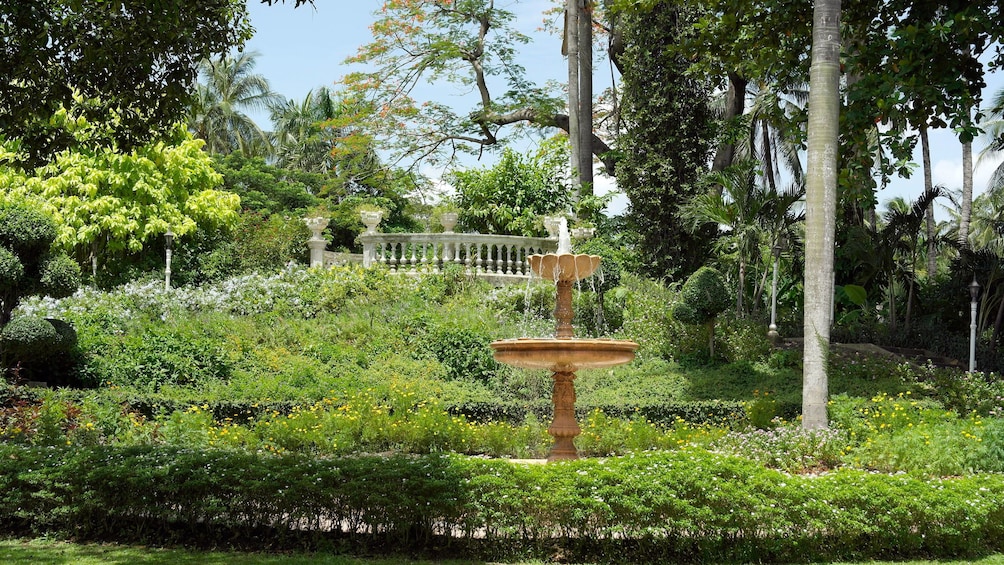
977, 86, 1004, 199
879, 188, 942, 334
187, 51, 280, 157
271, 87, 342, 173
741, 81, 807, 194
802, 0, 840, 430
683, 160, 803, 317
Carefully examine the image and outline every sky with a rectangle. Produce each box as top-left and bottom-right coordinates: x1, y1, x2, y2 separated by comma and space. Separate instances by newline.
244, 1, 1004, 217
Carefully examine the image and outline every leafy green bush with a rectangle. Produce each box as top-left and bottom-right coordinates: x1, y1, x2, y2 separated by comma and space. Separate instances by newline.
671, 266, 730, 325
1, 317, 80, 386
89, 326, 234, 390
716, 315, 771, 363
0, 201, 80, 325
3, 446, 1004, 562
711, 425, 846, 473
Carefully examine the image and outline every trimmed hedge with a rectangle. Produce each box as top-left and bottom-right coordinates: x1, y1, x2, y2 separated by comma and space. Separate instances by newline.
2, 445, 1003, 563
2, 388, 749, 428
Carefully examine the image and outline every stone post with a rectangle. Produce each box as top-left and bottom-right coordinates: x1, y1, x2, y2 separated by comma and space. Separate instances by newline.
305, 217, 329, 268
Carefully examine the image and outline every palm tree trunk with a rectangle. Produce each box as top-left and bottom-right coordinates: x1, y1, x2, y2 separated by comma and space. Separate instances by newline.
802, 0, 840, 430
920, 124, 937, 277
565, 0, 581, 203
753, 263, 770, 318
960, 136, 973, 245
577, 0, 594, 197
888, 283, 897, 332
737, 260, 746, 316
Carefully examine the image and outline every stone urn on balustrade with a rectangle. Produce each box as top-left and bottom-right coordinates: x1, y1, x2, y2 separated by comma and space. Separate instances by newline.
304, 216, 329, 268
360, 210, 383, 235
439, 212, 459, 233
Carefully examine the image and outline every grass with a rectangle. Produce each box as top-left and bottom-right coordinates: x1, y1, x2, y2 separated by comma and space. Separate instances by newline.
0, 538, 473, 565
4, 539, 1004, 565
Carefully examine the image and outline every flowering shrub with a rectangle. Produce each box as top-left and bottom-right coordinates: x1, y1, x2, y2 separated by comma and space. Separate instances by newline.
830, 392, 1000, 476
710, 425, 846, 473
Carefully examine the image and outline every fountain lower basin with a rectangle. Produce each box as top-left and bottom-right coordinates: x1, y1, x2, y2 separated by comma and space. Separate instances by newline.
491, 338, 638, 371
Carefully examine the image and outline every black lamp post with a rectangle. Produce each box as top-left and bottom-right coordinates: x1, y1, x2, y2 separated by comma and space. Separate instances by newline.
969, 277, 980, 373
165, 229, 175, 290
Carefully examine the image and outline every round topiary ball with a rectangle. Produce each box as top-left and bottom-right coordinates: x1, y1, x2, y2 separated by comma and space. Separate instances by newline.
1, 316, 78, 385
672, 266, 730, 325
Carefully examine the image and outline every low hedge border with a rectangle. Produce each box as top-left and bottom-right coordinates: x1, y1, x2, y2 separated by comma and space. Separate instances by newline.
2, 388, 750, 427
1, 445, 1002, 563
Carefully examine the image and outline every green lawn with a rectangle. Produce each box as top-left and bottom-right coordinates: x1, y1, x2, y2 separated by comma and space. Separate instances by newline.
3, 539, 1004, 565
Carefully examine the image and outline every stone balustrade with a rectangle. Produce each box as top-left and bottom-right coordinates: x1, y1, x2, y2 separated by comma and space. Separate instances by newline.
306, 212, 566, 284
357, 232, 557, 284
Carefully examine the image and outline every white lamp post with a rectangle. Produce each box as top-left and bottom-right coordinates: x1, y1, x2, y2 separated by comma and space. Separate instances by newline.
969, 277, 980, 373
164, 228, 174, 290
768, 235, 787, 344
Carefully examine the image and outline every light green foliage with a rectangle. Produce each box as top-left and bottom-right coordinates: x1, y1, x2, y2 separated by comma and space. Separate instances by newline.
448, 144, 570, 237
0, 118, 239, 258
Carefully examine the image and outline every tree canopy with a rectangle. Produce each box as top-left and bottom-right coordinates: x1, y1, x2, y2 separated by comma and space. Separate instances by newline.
0, 0, 254, 169
0, 107, 240, 266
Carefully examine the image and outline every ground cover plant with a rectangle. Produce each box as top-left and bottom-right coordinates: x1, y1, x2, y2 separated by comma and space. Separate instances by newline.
3, 266, 1004, 562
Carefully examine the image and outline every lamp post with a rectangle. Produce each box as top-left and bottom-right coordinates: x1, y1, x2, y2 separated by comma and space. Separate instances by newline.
164, 229, 174, 290
768, 235, 787, 344
969, 277, 980, 373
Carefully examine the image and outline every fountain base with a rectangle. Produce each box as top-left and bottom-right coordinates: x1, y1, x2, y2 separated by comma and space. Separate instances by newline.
491, 338, 638, 461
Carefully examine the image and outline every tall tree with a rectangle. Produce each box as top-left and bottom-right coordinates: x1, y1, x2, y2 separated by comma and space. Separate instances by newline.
341, 0, 616, 182
188, 52, 280, 157
0, 0, 253, 169
802, 0, 840, 430
616, 1, 715, 280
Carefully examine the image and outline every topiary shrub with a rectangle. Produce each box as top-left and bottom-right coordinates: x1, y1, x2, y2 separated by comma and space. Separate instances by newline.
672, 266, 730, 359
0, 317, 81, 386
0, 202, 80, 326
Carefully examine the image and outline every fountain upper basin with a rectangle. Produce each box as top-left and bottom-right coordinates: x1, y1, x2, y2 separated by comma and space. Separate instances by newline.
528, 254, 601, 282
491, 338, 639, 371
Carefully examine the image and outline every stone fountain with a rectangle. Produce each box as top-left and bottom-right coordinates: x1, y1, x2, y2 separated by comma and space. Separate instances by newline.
490, 219, 638, 461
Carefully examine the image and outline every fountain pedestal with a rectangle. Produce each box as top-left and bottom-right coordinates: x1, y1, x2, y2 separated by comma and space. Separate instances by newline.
548, 371, 579, 461
490, 225, 638, 461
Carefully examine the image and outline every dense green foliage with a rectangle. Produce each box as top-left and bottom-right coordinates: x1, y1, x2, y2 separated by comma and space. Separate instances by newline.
615, 2, 716, 280
0, 317, 79, 386
0, 0, 252, 169
0, 202, 79, 325
673, 266, 730, 326
3, 446, 1004, 562
448, 145, 570, 237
